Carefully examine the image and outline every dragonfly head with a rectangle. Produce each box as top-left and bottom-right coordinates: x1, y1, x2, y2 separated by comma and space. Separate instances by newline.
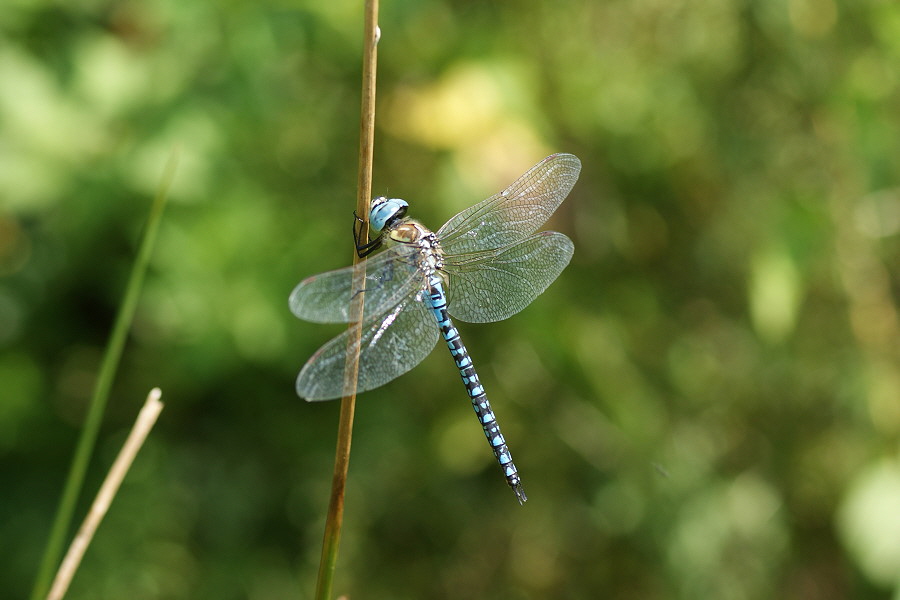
369, 197, 408, 233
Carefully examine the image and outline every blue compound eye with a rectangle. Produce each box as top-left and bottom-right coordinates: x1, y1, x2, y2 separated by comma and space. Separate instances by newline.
369, 197, 408, 232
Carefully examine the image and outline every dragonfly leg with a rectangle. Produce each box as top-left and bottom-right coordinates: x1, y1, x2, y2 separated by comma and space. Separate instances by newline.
353, 211, 384, 257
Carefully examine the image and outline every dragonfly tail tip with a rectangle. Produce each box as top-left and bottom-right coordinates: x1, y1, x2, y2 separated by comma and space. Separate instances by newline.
514, 484, 528, 505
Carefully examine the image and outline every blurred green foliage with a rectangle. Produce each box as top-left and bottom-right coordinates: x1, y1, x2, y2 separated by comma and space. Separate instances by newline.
3, 0, 900, 598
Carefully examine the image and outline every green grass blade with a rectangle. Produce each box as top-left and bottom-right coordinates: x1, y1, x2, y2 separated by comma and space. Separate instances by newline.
30, 151, 178, 600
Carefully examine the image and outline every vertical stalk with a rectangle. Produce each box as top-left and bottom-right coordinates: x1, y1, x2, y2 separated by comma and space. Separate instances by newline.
314, 2, 379, 599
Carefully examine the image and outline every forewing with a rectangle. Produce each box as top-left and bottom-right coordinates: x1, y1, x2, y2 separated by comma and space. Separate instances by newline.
444, 232, 574, 323
296, 289, 440, 400
289, 245, 420, 323
437, 153, 581, 255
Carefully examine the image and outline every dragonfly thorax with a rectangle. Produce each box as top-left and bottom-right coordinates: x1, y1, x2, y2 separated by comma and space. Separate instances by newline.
388, 220, 444, 275
387, 220, 431, 244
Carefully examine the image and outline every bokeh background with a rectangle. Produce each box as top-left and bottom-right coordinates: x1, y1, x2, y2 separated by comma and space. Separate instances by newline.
3, 0, 900, 598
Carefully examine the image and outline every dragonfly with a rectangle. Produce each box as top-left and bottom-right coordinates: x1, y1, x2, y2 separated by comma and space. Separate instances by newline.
289, 153, 581, 504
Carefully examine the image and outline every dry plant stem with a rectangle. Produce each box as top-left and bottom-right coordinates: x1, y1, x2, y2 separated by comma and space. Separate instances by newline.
30, 150, 177, 600
314, 3, 379, 600
46, 389, 164, 600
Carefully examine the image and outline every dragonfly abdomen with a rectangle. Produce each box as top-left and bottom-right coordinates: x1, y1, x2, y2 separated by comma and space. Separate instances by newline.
426, 275, 528, 504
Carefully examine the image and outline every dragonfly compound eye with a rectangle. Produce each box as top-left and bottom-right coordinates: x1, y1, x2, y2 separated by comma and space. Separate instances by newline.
369, 197, 409, 232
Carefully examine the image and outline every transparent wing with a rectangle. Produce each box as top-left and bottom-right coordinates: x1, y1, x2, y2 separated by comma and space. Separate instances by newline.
437, 153, 581, 256
289, 245, 421, 323
443, 232, 574, 323
296, 289, 440, 400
